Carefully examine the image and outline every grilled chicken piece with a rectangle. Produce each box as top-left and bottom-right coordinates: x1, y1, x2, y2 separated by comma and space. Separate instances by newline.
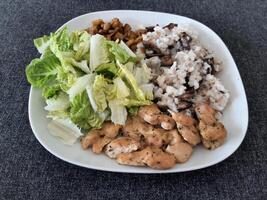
144, 147, 176, 169
166, 142, 193, 163
81, 130, 100, 149
195, 103, 217, 125
138, 104, 175, 130
81, 122, 122, 152
117, 146, 176, 169
122, 117, 148, 140
171, 112, 201, 146
198, 120, 227, 150
101, 122, 122, 138
92, 136, 113, 154
195, 103, 227, 150
165, 129, 193, 163
105, 137, 141, 158
143, 128, 170, 148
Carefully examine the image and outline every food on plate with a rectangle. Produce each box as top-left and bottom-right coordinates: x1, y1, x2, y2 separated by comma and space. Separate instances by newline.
117, 146, 176, 169
138, 104, 175, 130
195, 103, 227, 149
26, 18, 230, 169
171, 112, 201, 146
86, 18, 146, 51
105, 137, 141, 158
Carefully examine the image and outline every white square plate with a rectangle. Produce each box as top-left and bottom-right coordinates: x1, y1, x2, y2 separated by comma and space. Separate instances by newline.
29, 10, 248, 173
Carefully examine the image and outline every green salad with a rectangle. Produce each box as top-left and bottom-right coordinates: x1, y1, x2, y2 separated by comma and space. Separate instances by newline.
26, 27, 153, 144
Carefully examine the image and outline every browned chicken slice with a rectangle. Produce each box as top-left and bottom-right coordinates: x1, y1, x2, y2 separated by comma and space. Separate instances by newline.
122, 116, 148, 140
145, 147, 176, 169
117, 146, 176, 169
81, 122, 122, 152
142, 128, 171, 148
167, 129, 183, 144
116, 148, 150, 167
81, 129, 100, 149
198, 120, 227, 150
171, 112, 201, 146
202, 138, 225, 150
92, 136, 113, 154
166, 142, 193, 163
165, 129, 193, 163
101, 122, 122, 138
195, 103, 227, 150
138, 104, 175, 130
195, 103, 217, 125
105, 137, 141, 158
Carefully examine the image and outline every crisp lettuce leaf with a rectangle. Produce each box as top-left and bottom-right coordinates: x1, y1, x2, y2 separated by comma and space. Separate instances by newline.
67, 74, 95, 100
45, 92, 70, 111
124, 62, 134, 73
70, 90, 105, 130
107, 41, 137, 64
92, 75, 108, 112
108, 99, 128, 125
47, 118, 83, 145
123, 98, 152, 107
42, 84, 61, 99
112, 77, 130, 99
134, 63, 152, 85
86, 86, 98, 112
118, 40, 136, 58
105, 83, 117, 100
70, 31, 91, 61
69, 58, 89, 73
47, 110, 69, 120
95, 62, 118, 79
140, 84, 154, 100
52, 26, 71, 51
90, 34, 110, 71
50, 27, 90, 74
56, 65, 78, 92
26, 54, 60, 88
34, 35, 51, 54
117, 61, 146, 101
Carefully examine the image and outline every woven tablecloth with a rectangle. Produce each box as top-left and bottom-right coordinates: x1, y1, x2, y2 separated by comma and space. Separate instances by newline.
0, 0, 266, 199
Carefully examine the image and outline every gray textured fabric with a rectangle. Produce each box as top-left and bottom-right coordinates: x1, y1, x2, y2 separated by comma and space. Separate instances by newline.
0, 0, 266, 199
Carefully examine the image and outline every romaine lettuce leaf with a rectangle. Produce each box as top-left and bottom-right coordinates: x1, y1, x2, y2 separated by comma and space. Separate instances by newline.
140, 83, 154, 100
108, 99, 128, 125
90, 34, 110, 71
112, 77, 130, 99
45, 92, 70, 111
118, 40, 137, 58
117, 61, 146, 101
67, 74, 95, 100
47, 118, 83, 145
42, 84, 61, 99
70, 90, 105, 130
52, 26, 71, 51
134, 63, 152, 85
95, 62, 118, 79
26, 54, 60, 88
92, 75, 108, 112
47, 110, 69, 120
107, 41, 137, 64
34, 35, 51, 54
70, 31, 91, 61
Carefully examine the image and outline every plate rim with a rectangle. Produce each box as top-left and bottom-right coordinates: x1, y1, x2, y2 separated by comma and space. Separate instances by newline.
28, 10, 249, 173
